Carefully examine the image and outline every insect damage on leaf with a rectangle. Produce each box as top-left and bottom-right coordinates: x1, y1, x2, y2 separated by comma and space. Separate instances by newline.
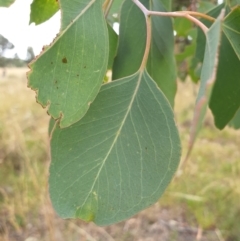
62, 57, 67, 63
27, 0, 109, 128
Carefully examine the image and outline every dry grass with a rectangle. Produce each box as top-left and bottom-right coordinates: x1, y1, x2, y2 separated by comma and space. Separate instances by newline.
0, 68, 239, 241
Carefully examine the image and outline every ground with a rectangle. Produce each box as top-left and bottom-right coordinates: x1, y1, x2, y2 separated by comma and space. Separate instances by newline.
0, 68, 239, 241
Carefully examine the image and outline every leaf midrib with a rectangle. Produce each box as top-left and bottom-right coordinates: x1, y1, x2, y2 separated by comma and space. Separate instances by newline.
33, 0, 96, 59
222, 24, 240, 60
79, 70, 143, 212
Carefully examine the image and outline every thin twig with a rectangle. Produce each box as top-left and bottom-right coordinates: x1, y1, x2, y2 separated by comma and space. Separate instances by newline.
147, 10, 208, 34
131, 0, 152, 70
104, 0, 113, 17
140, 16, 152, 70
132, 0, 209, 34
181, 11, 215, 22
215, 229, 225, 241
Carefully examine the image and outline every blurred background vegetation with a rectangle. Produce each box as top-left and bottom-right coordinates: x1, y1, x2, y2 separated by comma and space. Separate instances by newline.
0, 0, 240, 241
0, 68, 239, 241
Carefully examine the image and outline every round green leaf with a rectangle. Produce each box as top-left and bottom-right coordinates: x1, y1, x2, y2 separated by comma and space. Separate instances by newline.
49, 70, 181, 225
28, 0, 109, 128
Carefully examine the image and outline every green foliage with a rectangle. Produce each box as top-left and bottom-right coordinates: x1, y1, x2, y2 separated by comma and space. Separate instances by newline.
0, 0, 14, 7
223, 6, 240, 60
3, 0, 240, 229
28, 0, 109, 128
229, 108, 240, 129
112, 0, 146, 79
30, 0, 59, 25
107, 24, 118, 69
113, 0, 177, 106
187, 13, 223, 155
194, 4, 240, 130
50, 70, 181, 225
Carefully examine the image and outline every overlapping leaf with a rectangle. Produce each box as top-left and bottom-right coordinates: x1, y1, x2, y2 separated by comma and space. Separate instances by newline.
223, 6, 240, 60
160, 0, 171, 11
187, 12, 223, 157
228, 109, 240, 129
198, 1, 215, 13
109, 0, 124, 16
107, 24, 118, 69
195, 4, 240, 129
30, 0, 59, 25
147, 0, 177, 106
28, 0, 109, 128
49, 70, 181, 225
0, 0, 14, 7
228, 0, 240, 8
112, 0, 177, 106
112, 0, 146, 79
228, 108, 240, 129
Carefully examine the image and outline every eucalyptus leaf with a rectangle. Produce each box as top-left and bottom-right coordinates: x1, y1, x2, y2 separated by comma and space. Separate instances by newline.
113, 0, 177, 106
198, 1, 215, 13
194, 4, 240, 130
223, 6, 240, 60
147, 0, 177, 107
187, 12, 223, 157
160, 0, 171, 11
0, 0, 14, 7
30, 0, 59, 25
107, 24, 118, 69
49, 70, 181, 225
109, 0, 124, 16
112, 0, 146, 79
174, 18, 192, 37
228, 108, 240, 129
228, 0, 240, 8
209, 34, 240, 129
28, 0, 109, 128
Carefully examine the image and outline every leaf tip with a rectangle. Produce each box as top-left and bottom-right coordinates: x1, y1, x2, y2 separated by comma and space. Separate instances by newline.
75, 206, 96, 223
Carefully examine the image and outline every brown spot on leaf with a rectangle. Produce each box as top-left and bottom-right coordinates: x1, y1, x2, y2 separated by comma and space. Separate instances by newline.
62, 57, 67, 63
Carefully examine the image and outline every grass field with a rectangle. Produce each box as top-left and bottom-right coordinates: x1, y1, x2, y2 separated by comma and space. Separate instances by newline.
0, 68, 239, 241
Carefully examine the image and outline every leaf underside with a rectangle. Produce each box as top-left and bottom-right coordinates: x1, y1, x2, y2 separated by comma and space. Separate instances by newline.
112, 0, 177, 106
107, 24, 118, 69
223, 6, 240, 61
28, 0, 108, 128
50, 70, 181, 226
187, 11, 223, 157
228, 108, 240, 129
195, 4, 240, 130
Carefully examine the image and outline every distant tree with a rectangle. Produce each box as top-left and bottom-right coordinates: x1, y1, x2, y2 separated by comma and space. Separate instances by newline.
26, 46, 35, 63
0, 34, 14, 56
0, 34, 14, 76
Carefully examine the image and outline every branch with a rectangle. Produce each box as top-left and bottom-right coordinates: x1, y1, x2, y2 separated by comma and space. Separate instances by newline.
132, 0, 209, 34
